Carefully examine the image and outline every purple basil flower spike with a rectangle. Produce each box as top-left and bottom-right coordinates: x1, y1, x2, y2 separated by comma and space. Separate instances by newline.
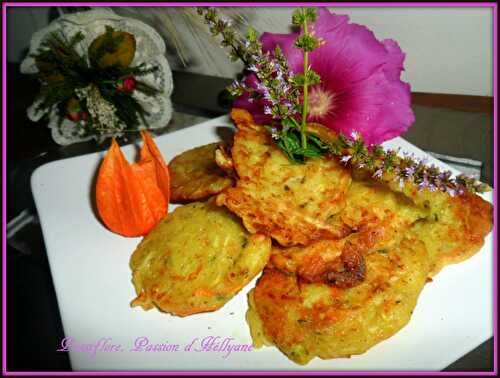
404, 166, 416, 178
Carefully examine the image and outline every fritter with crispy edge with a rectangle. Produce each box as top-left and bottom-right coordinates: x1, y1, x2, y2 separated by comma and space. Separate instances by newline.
410, 191, 493, 276
169, 143, 234, 202
216, 109, 352, 247
270, 176, 428, 287
270, 218, 409, 288
328, 165, 492, 277
130, 199, 271, 317
247, 234, 429, 365
336, 176, 428, 234
376, 176, 493, 276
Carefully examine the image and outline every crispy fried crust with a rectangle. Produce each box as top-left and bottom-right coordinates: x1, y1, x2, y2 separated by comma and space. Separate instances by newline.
357, 170, 493, 275
217, 109, 352, 247
337, 179, 428, 233
268, 177, 429, 290
169, 143, 234, 202
247, 235, 429, 365
130, 199, 271, 316
411, 191, 493, 276
270, 225, 399, 281
214, 142, 235, 176
266, 177, 426, 280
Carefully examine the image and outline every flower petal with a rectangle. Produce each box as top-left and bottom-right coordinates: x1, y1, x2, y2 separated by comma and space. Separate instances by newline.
381, 39, 406, 81
313, 7, 349, 34
312, 67, 414, 145
236, 8, 414, 144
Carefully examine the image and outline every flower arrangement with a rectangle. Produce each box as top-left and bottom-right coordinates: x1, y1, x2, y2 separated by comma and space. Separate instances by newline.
28, 25, 160, 141
198, 7, 490, 195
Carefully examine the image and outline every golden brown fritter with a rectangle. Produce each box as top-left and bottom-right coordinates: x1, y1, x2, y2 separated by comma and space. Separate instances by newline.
130, 199, 271, 317
336, 178, 428, 235
411, 191, 493, 276
326, 166, 492, 277
247, 235, 430, 365
169, 143, 234, 202
268, 176, 428, 287
216, 109, 352, 247
351, 161, 493, 275
375, 175, 493, 275
270, 224, 402, 287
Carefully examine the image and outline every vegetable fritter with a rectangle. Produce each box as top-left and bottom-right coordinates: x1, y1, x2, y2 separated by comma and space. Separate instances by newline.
169, 143, 234, 202
216, 109, 352, 247
336, 178, 428, 235
247, 235, 429, 365
130, 199, 271, 316
411, 191, 493, 276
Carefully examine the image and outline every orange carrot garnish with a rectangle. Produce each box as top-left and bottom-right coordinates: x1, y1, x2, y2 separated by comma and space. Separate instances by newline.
96, 132, 170, 237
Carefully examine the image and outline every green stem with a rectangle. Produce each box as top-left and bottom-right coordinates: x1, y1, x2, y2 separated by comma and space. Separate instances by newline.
301, 21, 309, 149
290, 117, 301, 129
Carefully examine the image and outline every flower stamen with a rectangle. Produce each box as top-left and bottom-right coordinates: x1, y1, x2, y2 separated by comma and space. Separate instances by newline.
308, 86, 337, 121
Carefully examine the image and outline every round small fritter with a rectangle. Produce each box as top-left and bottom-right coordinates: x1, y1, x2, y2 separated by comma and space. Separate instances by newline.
410, 191, 493, 276
217, 109, 352, 247
246, 235, 429, 365
130, 199, 271, 317
169, 143, 234, 202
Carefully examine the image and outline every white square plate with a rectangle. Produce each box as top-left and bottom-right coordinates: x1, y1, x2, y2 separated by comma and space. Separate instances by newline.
31, 115, 493, 371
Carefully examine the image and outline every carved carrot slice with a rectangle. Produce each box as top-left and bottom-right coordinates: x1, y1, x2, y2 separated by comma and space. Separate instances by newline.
140, 130, 170, 202
96, 133, 170, 237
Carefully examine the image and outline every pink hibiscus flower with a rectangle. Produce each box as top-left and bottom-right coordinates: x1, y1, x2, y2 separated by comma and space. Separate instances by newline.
234, 8, 415, 146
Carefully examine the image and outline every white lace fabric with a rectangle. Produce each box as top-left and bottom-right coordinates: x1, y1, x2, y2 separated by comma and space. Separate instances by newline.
20, 8, 173, 145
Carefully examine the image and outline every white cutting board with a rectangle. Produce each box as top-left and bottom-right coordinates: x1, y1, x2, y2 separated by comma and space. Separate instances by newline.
31, 115, 494, 372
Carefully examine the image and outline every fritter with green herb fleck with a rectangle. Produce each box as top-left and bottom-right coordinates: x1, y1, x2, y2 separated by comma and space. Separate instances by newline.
246, 234, 429, 365
410, 191, 493, 276
216, 109, 352, 247
130, 199, 271, 316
